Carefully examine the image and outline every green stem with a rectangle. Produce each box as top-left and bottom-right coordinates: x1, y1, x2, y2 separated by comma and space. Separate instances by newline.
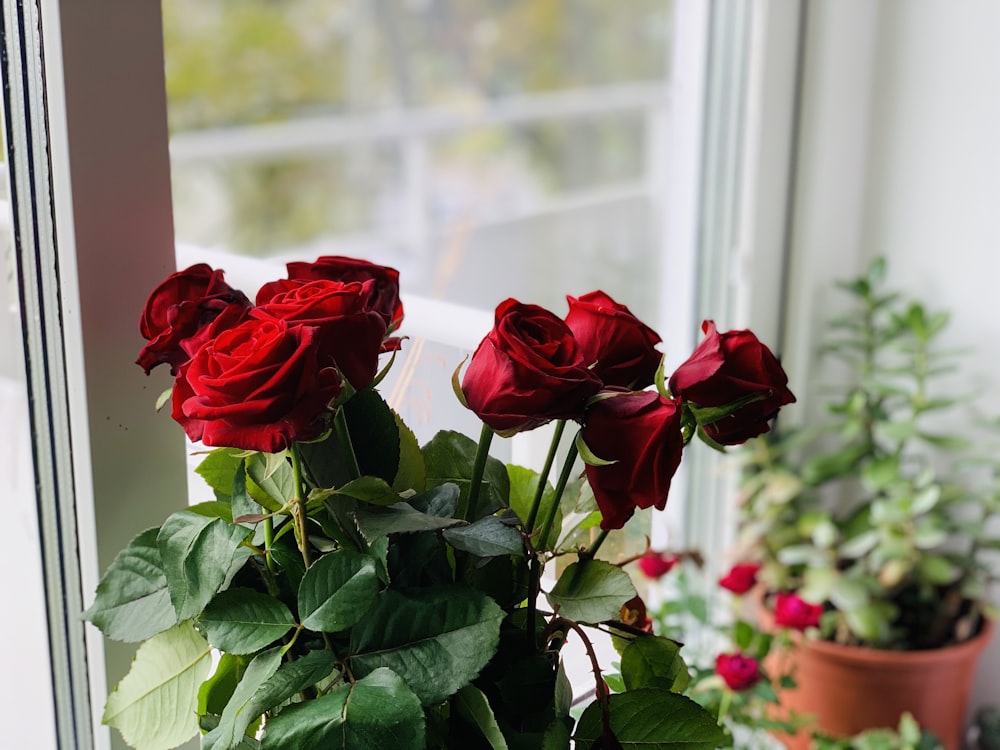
579, 528, 610, 562
462, 423, 494, 522
525, 420, 566, 533
717, 688, 733, 726
289, 444, 312, 568
333, 406, 362, 480
262, 515, 278, 575
536, 440, 579, 550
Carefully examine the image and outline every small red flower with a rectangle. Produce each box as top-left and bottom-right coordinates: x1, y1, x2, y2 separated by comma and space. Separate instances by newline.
637, 551, 680, 580
773, 592, 824, 631
718, 562, 761, 594
715, 652, 762, 691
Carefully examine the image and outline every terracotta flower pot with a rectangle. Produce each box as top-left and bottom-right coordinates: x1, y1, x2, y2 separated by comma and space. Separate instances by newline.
770, 620, 994, 750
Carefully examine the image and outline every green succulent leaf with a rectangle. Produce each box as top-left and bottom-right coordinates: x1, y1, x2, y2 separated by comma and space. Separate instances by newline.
298, 547, 380, 633
348, 585, 504, 706
103, 621, 212, 750
546, 560, 637, 624
83, 527, 177, 642
573, 689, 730, 750
199, 588, 296, 654
260, 667, 425, 750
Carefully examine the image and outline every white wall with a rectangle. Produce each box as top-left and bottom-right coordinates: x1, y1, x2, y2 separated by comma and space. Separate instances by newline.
787, 0, 1000, 717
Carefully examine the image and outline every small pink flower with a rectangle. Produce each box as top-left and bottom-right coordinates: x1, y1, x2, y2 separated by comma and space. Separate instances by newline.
637, 551, 680, 580
715, 653, 762, 691
718, 562, 761, 594
774, 592, 824, 631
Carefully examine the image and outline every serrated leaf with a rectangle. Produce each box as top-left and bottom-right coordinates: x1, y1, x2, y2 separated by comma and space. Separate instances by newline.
157, 511, 253, 621
103, 621, 212, 750
260, 668, 425, 750
196, 448, 244, 498
444, 515, 524, 558
84, 527, 177, 642
246, 453, 293, 513
327, 475, 401, 506
232, 461, 265, 526
392, 409, 427, 494
354, 501, 463, 539
348, 585, 504, 705
507, 464, 560, 550
620, 636, 690, 692
454, 684, 509, 750
205, 649, 336, 750
298, 548, 380, 633
198, 652, 245, 718
546, 560, 636, 625
200, 588, 296, 654
573, 689, 729, 750
424, 430, 510, 519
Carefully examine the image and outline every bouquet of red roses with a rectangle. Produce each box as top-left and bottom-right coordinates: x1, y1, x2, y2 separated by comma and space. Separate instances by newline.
86, 255, 793, 750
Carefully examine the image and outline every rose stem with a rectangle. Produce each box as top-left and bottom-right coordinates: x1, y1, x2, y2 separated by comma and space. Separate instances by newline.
333, 406, 361, 480
461, 423, 494, 522
524, 420, 566, 533
579, 528, 610, 562
535, 439, 578, 550
289, 443, 312, 568
717, 688, 733, 726
262, 515, 278, 576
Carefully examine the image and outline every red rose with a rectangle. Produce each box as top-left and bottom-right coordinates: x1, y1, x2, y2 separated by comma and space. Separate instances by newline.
581, 390, 684, 531
255, 279, 387, 391
668, 320, 795, 445
637, 551, 680, 580
136, 263, 251, 375
564, 290, 662, 388
618, 595, 654, 634
715, 653, 762, 691
773, 592, 824, 631
285, 255, 403, 333
461, 299, 602, 436
171, 317, 341, 453
719, 562, 762, 594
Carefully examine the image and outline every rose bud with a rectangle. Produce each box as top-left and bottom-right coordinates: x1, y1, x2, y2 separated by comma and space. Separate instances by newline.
637, 551, 680, 580
462, 298, 602, 436
773, 592, 824, 631
718, 562, 762, 595
136, 263, 251, 375
255, 278, 386, 391
618, 595, 654, 634
171, 317, 341, 453
715, 653, 762, 691
668, 320, 795, 445
285, 255, 403, 333
581, 390, 684, 531
565, 290, 662, 388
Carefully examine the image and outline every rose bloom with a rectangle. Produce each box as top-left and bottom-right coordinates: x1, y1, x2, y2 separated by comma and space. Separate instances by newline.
715, 653, 762, 691
581, 390, 684, 531
773, 592, 824, 631
618, 595, 654, 634
637, 551, 680, 580
171, 317, 342, 453
255, 278, 387, 391
462, 299, 602, 436
668, 320, 795, 445
136, 263, 251, 375
285, 255, 403, 333
564, 290, 662, 389
718, 562, 762, 594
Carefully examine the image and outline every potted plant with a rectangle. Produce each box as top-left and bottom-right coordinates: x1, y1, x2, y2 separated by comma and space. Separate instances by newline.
84, 256, 795, 749
736, 259, 999, 749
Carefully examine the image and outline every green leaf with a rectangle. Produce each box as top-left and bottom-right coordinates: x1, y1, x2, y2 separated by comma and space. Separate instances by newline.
344, 389, 403, 484
620, 636, 690, 692
573, 689, 730, 750
198, 652, 245, 718
392, 409, 427, 494
205, 649, 336, 750
507, 464, 560, 550
231, 461, 265, 525
298, 547, 380, 633
733, 621, 755, 652
424, 430, 510, 518
187, 501, 236, 523
543, 720, 573, 750
103, 621, 213, 750
917, 554, 959, 584
196, 448, 244, 498
829, 577, 869, 611
348, 585, 504, 705
444, 515, 525, 558
157, 511, 253, 620
453, 684, 510, 750
546, 560, 636, 624
84, 527, 177, 642
353, 500, 463, 539
199, 588, 296, 654
246, 453, 292, 512
260, 668, 425, 750
325, 475, 400, 506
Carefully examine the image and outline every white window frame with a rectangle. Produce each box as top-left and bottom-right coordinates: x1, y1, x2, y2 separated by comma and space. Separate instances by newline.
3, 1, 805, 746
